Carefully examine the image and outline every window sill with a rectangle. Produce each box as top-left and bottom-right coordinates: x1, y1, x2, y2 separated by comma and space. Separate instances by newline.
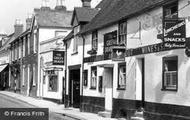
117, 88, 126, 90
71, 51, 78, 55
161, 88, 177, 92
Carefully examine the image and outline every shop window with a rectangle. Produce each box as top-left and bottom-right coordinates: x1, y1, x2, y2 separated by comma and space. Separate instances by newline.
48, 70, 58, 92
90, 66, 97, 89
163, 1, 178, 19
118, 63, 126, 90
83, 70, 88, 86
119, 21, 127, 45
92, 31, 98, 50
162, 56, 178, 91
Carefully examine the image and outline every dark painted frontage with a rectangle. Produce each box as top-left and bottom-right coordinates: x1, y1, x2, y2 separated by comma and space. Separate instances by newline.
111, 98, 190, 120
81, 96, 105, 113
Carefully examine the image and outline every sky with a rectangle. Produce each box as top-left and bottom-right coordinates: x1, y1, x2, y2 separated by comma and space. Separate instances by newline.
0, 0, 101, 34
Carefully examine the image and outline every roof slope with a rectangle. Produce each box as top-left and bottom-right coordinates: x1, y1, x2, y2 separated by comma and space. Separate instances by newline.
71, 7, 99, 25
81, 0, 175, 34
34, 9, 73, 28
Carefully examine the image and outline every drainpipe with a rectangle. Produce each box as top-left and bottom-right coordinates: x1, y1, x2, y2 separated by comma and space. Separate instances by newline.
81, 34, 85, 111
64, 41, 68, 108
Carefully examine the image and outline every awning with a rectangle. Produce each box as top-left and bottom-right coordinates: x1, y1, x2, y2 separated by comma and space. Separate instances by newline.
0, 64, 8, 72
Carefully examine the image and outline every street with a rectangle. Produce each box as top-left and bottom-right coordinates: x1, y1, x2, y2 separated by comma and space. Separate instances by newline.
0, 93, 75, 120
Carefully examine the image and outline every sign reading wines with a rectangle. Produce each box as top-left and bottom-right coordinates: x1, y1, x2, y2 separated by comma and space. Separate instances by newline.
163, 19, 186, 49
53, 51, 64, 65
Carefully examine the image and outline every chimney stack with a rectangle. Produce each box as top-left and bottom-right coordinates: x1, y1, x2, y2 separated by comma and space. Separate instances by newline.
14, 19, 23, 37
81, 0, 91, 8
55, 0, 66, 11
26, 14, 33, 30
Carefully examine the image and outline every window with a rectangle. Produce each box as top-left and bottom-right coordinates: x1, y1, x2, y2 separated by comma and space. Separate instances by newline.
91, 66, 97, 89
33, 64, 36, 86
118, 63, 126, 89
23, 37, 26, 57
92, 31, 98, 50
73, 37, 78, 53
28, 35, 30, 54
25, 37, 28, 56
33, 33, 37, 53
19, 41, 21, 58
163, 56, 178, 91
83, 70, 88, 86
163, 2, 178, 19
48, 70, 58, 92
119, 21, 127, 45
22, 65, 25, 86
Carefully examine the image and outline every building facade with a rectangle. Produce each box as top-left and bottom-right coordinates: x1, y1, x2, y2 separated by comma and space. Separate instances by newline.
64, 0, 99, 108
70, 0, 190, 119
10, 2, 72, 99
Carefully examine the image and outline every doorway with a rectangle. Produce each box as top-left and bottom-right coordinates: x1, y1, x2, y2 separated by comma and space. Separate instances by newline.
69, 69, 80, 108
103, 67, 113, 111
136, 58, 145, 108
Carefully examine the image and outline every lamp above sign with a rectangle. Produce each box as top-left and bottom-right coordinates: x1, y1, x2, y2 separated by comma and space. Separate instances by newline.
112, 46, 126, 61
163, 18, 186, 49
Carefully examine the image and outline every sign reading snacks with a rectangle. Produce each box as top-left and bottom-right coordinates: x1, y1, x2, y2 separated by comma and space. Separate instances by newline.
163, 18, 186, 49
53, 51, 64, 65
112, 46, 126, 61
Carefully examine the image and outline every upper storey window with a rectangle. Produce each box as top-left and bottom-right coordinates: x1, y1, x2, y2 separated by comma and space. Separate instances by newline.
163, 1, 178, 19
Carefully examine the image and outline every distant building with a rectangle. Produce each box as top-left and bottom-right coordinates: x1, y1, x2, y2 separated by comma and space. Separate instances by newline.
9, 1, 72, 100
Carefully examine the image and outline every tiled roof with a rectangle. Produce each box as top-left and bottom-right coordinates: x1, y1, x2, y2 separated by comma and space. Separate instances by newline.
81, 0, 175, 34
34, 9, 73, 28
71, 7, 99, 25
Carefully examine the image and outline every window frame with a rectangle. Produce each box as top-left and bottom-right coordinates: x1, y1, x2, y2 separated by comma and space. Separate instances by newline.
162, 56, 178, 91
90, 66, 97, 89
117, 62, 126, 90
163, 1, 178, 20
83, 70, 88, 86
119, 20, 127, 45
92, 30, 98, 51
48, 70, 58, 92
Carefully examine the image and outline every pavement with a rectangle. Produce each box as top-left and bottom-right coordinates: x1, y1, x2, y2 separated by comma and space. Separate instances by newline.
0, 91, 117, 120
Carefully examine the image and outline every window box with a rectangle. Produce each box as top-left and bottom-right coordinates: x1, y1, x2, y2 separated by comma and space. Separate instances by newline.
87, 49, 97, 55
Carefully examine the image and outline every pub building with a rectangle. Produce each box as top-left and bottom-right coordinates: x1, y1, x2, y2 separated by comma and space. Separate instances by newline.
68, 0, 190, 119
40, 36, 65, 103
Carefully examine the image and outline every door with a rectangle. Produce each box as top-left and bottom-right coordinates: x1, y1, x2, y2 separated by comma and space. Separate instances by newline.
69, 69, 80, 108
103, 68, 113, 111
136, 58, 145, 108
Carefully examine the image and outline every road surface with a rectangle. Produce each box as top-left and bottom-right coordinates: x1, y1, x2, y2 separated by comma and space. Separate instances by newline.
0, 93, 76, 120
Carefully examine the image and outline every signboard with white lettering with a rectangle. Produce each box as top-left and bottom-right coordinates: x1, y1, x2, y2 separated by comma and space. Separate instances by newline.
163, 19, 186, 49
112, 46, 126, 61
53, 51, 64, 65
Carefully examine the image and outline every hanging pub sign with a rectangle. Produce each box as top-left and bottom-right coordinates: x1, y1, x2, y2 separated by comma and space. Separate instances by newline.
163, 18, 186, 49
104, 30, 117, 59
53, 51, 64, 65
112, 46, 126, 61
185, 37, 190, 57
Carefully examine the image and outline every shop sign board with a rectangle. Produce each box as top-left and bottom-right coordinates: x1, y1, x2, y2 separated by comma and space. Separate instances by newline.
163, 18, 186, 49
53, 51, 64, 65
112, 46, 126, 61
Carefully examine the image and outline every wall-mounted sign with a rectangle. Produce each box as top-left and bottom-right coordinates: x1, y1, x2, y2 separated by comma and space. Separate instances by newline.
112, 46, 126, 61
163, 18, 186, 49
104, 30, 117, 59
53, 51, 64, 65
